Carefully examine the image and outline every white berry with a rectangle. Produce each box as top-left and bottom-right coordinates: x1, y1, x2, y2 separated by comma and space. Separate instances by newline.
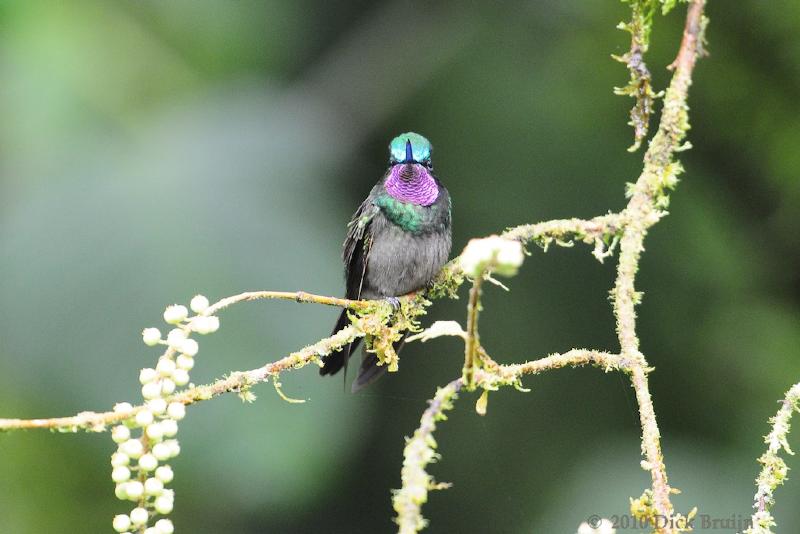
145, 477, 164, 496
190, 295, 209, 313
112, 466, 131, 483
130, 506, 149, 526
142, 327, 162, 346
155, 465, 174, 483
139, 453, 158, 471
167, 402, 185, 421
125, 480, 144, 500
163, 305, 188, 324
113, 514, 132, 532
154, 495, 174, 514
179, 338, 199, 357
112, 425, 131, 444
155, 518, 175, 534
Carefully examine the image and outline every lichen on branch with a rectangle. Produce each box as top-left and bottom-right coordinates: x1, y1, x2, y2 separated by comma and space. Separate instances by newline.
744, 383, 800, 534
393, 378, 462, 534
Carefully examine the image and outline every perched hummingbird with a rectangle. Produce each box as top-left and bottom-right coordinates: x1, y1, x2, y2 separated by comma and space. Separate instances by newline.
321, 132, 452, 391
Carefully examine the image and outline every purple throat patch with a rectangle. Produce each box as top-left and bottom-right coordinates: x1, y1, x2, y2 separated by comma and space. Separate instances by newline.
385, 164, 439, 206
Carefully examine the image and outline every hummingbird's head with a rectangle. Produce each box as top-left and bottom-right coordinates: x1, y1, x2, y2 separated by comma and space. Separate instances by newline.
384, 132, 439, 205
389, 132, 432, 168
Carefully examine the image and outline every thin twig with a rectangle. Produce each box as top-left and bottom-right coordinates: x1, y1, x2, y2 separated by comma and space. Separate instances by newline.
462, 276, 483, 389
203, 290, 367, 316
497, 349, 626, 379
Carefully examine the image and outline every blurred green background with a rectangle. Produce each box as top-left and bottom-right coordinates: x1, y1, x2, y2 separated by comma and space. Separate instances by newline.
1, 1, 798, 532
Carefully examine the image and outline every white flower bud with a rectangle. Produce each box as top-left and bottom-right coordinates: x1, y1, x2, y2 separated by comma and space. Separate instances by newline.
113, 514, 132, 532
148, 398, 167, 415
141, 381, 162, 400
112, 425, 131, 444
155, 518, 175, 534
494, 239, 525, 277
460, 237, 496, 277
125, 480, 144, 500
145, 528, 158, 534
111, 466, 131, 483
176, 354, 195, 370
166, 328, 187, 348
139, 368, 158, 385
163, 305, 188, 324
138, 453, 158, 471
142, 328, 162, 346
156, 358, 176, 376
160, 419, 178, 437
130, 506, 149, 526
155, 465, 174, 483
190, 295, 209, 313
113, 402, 134, 414
135, 410, 154, 427
166, 439, 181, 458
179, 338, 199, 357
190, 315, 219, 334
111, 452, 130, 467
459, 235, 525, 278
161, 378, 176, 395
120, 439, 144, 459
172, 369, 190, 386
144, 477, 164, 496
152, 442, 172, 461
114, 483, 129, 500
154, 494, 174, 514
146, 423, 164, 441
167, 402, 185, 421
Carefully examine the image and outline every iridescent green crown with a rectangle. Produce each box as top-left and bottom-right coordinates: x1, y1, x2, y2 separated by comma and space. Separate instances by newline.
389, 132, 432, 164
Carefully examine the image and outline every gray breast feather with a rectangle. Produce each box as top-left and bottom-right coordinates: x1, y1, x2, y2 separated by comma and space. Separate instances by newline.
361, 212, 452, 299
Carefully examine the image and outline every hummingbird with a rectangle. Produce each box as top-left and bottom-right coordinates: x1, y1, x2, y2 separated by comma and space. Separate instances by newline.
321, 132, 452, 391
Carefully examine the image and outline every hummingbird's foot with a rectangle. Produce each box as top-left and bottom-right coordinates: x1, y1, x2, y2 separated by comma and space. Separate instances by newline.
384, 296, 401, 310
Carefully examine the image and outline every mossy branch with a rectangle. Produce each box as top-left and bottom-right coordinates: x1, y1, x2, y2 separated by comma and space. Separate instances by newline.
393, 378, 463, 534
744, 383, 800, 534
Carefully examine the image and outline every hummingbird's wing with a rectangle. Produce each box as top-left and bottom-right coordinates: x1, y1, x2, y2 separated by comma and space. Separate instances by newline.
320, 199, 378, 377
343, 200, 378, 300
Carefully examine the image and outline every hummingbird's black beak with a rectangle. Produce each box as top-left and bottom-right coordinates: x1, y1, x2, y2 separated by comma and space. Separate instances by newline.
404, 139, 414, 163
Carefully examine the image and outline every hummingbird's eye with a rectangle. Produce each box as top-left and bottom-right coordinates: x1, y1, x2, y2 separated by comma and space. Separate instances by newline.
424, 160, 433, 169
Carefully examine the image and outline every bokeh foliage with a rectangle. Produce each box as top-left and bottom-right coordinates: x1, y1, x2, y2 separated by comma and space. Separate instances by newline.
0, 1, 798, 532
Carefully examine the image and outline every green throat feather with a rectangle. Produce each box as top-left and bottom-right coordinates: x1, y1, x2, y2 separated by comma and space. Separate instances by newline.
375, 194, 427, 233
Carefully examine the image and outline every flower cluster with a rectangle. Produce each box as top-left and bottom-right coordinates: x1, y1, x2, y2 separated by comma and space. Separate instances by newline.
110, 295, 219, 533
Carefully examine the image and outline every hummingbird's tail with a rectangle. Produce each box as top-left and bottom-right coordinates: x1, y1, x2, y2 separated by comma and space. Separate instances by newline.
320, 308, 362, 377
320, 308, 406, 392
350, 333, 406, 393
